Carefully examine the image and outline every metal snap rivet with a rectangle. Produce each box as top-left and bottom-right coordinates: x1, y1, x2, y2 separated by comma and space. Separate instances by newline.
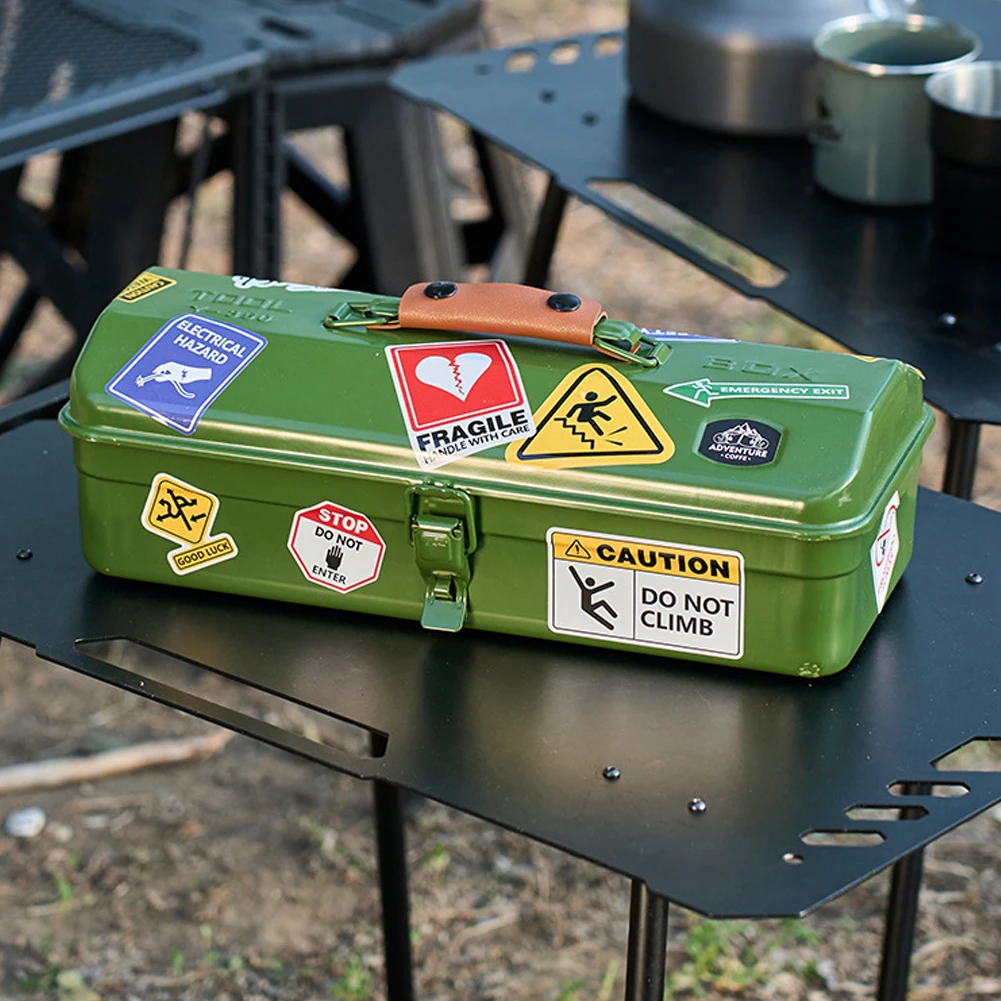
547, 293, 581, 312
15, 548, 32, 561
602, 765, 621, 781
966, 572, 984, 585
688, 797, 707, 814
425, 281, 458, 299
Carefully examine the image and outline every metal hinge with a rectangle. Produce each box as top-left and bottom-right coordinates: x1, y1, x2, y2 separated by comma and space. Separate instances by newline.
407, 481, 478, 633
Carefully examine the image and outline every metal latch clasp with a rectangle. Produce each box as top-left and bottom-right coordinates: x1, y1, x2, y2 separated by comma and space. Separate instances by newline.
407, 482, 478, 633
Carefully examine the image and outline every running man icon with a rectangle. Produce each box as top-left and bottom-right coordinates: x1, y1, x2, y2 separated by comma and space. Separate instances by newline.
568, 565, 618, 630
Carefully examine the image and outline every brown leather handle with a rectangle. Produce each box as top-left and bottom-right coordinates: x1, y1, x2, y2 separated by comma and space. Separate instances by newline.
392, 282, 605, 346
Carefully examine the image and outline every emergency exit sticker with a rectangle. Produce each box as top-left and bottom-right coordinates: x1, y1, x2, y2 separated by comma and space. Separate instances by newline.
548, 529, 744, 659
287, 501, 385, 593
385, 339, 535, 470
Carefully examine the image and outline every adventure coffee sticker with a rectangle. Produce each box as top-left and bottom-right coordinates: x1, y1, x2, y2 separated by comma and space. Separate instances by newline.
107, 313, 266, 434
385, 339, 535, 470
548, 529, 744, 659
140, 473, 238, 576
699, 419, 781, 467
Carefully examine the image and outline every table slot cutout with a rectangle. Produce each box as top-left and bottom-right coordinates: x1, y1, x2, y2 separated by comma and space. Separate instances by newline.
888, 781, 969, 798
933, 738, 1001, 773
800, 830, 885, 848
594, 35, 623, 58
259, 17, 313, 41
506, 49, 537, 73
549, 42, 580, 65
844, 805, 928, 822
75, 638, 387, 759
587, 180, 788, 289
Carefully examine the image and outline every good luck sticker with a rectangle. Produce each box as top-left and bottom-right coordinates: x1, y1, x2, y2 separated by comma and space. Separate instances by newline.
385, 340, 535, 469
106, 313, 267, 434
141, 473, 238, 576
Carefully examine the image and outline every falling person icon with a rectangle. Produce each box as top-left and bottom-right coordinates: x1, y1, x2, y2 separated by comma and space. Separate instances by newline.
568, 565, 618, 630
565, 391, 616, 436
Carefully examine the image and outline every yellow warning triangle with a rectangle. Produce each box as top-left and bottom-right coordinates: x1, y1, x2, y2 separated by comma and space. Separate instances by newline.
564, 538, 591, 559
507, 363, 675, 470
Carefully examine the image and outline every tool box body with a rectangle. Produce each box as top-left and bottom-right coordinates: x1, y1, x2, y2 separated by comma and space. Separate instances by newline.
61, 268, 932, 678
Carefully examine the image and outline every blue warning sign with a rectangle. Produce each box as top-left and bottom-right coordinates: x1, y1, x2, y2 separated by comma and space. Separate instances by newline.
106, 313, 266, 434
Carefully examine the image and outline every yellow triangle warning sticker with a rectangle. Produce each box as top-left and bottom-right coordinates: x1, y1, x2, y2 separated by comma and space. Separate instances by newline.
564, 538, 591, 559
507, 363, 675, 470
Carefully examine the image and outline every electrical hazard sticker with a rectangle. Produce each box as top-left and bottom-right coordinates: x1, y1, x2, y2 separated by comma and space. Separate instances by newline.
385, 340, 535, 470
116, 271, 176, 302
287, 501, 385, 593
871, 491, 900, 613
507, 364, 675, 470
106, 313, 267, 435
548, 529, 744, 659
141, 473, 238, 576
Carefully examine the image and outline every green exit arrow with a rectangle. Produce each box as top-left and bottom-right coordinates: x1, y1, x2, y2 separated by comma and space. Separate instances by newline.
663, 379, 851, 408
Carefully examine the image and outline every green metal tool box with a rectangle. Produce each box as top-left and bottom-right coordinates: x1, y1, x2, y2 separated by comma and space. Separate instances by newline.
61, 267, 933, 678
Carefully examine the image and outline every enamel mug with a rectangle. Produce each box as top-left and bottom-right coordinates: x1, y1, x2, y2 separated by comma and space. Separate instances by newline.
812, 14, 980, 205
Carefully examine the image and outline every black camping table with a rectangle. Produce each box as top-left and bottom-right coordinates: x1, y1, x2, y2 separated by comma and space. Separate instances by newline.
393, 0, 1001, 506
3, 388, 1001, 1001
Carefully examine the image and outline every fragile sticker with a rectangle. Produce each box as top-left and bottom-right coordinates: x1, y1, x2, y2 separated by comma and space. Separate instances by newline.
287, 501, 385, 593
141, 473, 238, 576
117, 271, 176, 302
698, 418, 781, 467
508, 363, 675, 470
106, 313, 267, 435
871, 491, 901, 613
385, 339, 535, 470
548, 529, 744, 659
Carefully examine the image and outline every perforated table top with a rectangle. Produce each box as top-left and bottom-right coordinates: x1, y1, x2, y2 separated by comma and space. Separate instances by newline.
394, 0, 1001, 425
4, 418, 1001, 918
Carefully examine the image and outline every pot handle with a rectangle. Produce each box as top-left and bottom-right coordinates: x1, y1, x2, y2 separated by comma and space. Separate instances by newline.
325, 281, 670, 367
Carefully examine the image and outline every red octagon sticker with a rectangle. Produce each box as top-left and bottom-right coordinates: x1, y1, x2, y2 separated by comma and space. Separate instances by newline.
287, 501, 385, 593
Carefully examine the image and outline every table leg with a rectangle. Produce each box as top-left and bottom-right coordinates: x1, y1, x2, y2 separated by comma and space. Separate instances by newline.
624, 880, 670, 1001
372, 779, 415, 1001
231, 88, 285, 280
874, 419, 982, 999
941, 418, 982, 501
522, 175, 568, 289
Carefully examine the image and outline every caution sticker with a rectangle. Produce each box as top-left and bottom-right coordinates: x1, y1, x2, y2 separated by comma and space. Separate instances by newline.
141, 473, 238, 576
508, 363, 675, 469
385, 339, 535, 470
871, 491, 900, 613
287, 501, 385, 593
548, 529, 744, 659
117, 271, 176, 303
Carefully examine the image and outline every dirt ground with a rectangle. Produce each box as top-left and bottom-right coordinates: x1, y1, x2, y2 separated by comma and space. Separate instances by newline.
2, 1, 1001, 1000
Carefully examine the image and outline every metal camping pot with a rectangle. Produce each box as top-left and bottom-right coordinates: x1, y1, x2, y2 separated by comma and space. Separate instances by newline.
627, 0, 922, 136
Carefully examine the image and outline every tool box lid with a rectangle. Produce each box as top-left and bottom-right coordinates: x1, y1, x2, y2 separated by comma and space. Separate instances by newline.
62, 268, 931, 541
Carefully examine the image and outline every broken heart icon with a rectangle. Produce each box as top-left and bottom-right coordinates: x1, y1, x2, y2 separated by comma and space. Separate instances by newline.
415, 352, 492, 401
